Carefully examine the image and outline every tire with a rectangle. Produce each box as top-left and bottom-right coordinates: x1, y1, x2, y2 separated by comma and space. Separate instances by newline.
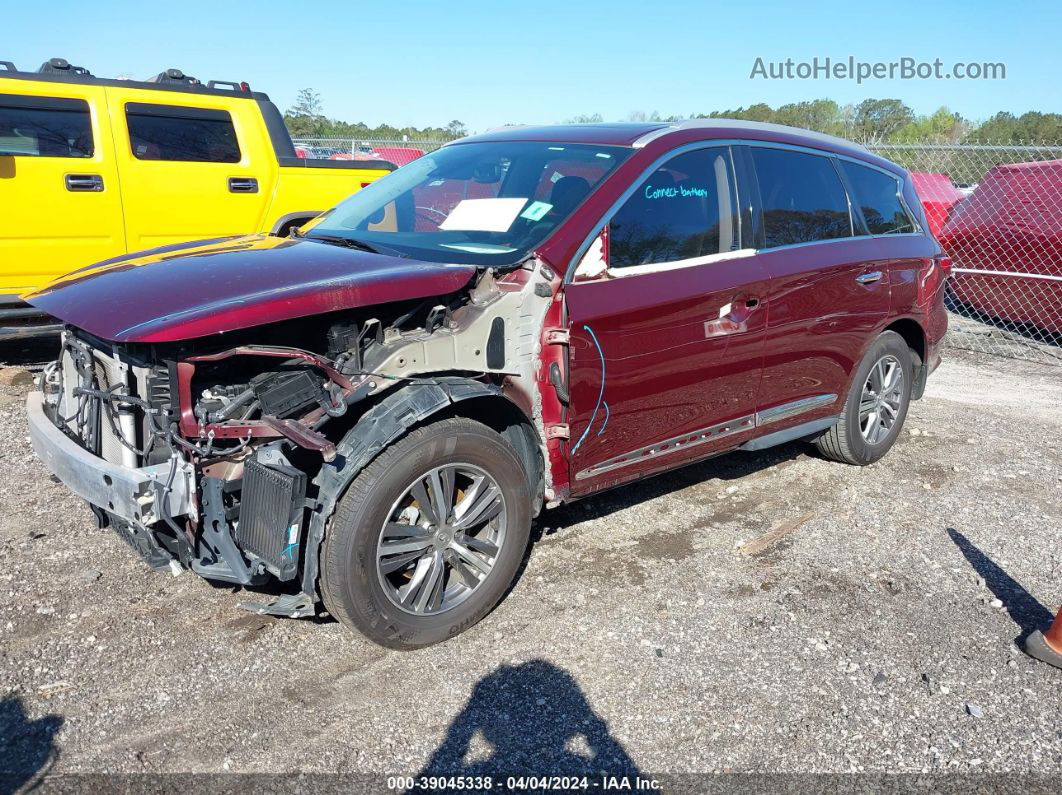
815, 331, 914, 466
320, 417, 532, 649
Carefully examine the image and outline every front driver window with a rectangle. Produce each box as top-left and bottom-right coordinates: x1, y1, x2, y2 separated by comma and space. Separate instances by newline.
608, 147, 737, 269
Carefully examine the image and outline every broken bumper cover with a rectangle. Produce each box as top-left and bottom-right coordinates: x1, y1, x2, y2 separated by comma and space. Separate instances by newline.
26, 390, 195, 525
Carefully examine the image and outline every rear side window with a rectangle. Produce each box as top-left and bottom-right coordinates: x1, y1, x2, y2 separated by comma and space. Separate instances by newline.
0, 95, 92, 157
840, 160, 917, 235
125, 103, 240, 163
751, 148, 852, 247
609, 147, 737, 268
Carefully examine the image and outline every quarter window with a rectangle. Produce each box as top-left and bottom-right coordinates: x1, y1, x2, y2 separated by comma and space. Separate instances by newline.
751, 148, 852, 247
608, 147, 737, 269
0, 95, 93, 157
840, 160, 917, 235
126, 103, 240, 163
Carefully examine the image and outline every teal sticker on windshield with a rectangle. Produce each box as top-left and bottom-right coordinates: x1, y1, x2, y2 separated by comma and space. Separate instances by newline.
520, 201, 552, 222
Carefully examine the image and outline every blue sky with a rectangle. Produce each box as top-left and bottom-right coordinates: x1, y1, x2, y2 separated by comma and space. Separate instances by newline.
5, 0, 1059, 131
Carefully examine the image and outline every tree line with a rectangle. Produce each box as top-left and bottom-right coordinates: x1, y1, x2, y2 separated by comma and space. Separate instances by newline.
285, 89, 1061, 144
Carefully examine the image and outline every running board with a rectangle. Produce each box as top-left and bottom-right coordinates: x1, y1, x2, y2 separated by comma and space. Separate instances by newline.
739, 416, 839, 452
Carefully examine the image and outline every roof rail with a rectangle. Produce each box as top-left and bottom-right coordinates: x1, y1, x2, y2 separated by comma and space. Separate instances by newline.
146, 68, 201, 86
207, 80, 251, 93
0, 61, 16, 72
38, 57, 92, 77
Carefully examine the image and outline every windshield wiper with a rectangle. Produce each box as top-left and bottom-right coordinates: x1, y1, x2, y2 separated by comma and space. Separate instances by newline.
301, 233, 407, 258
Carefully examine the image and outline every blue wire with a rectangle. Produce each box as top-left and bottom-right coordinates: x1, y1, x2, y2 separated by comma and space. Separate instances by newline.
571, 324, 606, 456
597, 401, 610, 436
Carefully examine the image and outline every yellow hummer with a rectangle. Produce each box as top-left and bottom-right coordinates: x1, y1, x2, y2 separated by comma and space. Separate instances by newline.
0, 57, 394, 337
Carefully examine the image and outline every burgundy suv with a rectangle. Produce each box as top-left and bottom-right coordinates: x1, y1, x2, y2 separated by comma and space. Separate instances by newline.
25, 120, 948, 649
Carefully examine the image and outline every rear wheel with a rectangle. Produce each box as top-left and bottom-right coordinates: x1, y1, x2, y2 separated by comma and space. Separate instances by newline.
320, 417, 532, 649
815, 331, 913, 466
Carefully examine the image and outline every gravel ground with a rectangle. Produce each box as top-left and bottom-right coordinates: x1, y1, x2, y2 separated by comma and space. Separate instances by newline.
1, 346, 1061, 785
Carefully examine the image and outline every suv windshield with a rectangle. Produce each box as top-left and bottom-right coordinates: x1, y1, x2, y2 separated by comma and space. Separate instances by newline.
305, 141, 630, 266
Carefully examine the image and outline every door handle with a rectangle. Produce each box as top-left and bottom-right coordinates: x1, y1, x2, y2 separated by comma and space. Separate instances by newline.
228, 177, 258, 193
65, 174, 103, 192
856, 271, 883, 284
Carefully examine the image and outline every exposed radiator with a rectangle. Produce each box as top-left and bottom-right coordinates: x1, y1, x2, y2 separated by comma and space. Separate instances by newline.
235, 458, 307, 581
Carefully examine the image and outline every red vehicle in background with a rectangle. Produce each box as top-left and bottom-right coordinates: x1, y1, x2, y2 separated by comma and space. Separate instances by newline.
939, 159, 1062, 334
910, 172, 966, 239
330, 147, 426, 167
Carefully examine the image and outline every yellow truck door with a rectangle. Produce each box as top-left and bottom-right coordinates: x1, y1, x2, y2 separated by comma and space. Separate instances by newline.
0, 82, 124, 296
105, 88, 273, 252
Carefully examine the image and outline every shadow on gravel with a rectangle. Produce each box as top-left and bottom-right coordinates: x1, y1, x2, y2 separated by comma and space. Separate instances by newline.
947, 527, 1054, 644
535, 442, 807, 541
0, 693, 63, 791
411, 659, 640, 782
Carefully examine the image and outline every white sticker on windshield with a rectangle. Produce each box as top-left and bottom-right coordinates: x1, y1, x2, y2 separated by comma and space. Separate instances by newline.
438, 198, 528, 233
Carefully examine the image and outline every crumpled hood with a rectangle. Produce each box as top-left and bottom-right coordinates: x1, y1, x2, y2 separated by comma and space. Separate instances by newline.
23, 235, 477, 343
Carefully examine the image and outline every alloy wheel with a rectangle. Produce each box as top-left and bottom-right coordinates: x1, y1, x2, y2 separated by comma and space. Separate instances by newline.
859, 354, 904, 444
376, 464, 507, 615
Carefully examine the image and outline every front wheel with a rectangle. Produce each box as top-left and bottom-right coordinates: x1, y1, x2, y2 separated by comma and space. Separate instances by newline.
815, 331, 914, 466
320, 417, 532, 649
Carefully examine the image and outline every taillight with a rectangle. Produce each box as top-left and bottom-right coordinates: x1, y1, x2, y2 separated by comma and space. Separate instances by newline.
936, 255, 953, 277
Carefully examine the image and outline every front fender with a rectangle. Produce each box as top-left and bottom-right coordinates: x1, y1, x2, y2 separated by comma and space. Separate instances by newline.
298, 376, 502, 598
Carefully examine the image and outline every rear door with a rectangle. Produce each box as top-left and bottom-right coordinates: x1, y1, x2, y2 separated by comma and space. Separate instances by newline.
564, 145, 770, 494
0, 83, 124, 295
106, 89, 272, 252
745, 145, 891, 426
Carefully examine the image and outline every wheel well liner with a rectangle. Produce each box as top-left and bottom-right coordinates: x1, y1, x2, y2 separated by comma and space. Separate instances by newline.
884, 318, 925, 364
269, 211, 319, 236
299, 376, 542, 599
883, 318, 928, 399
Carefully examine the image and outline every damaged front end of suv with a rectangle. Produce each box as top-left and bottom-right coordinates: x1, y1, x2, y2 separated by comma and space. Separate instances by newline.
25, 137, 626, 646
29, 239, 561, 619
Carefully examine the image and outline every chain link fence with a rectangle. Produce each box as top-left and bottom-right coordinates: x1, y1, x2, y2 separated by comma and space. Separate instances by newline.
291, 135, 453, 161
866, 141, 1062, 366
294, 135, 1062, 366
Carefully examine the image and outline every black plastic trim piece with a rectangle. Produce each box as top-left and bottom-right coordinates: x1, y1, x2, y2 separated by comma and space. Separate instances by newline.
257, 99, 296, 160
125, 102, 230, 122
911, 363, 929, 400
277, 156, 396, 171
269, 211, 320, 235
0, 93, 89, 112
486, 317, 505, 369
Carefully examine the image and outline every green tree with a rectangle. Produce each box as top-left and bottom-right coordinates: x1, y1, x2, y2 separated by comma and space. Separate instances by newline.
891, 106, 967, 143
564, 113, 604, 124
285, 88, 325, 137
852, 99, 914, 142
773, 99, 843, 135
967, 111, 1062, 143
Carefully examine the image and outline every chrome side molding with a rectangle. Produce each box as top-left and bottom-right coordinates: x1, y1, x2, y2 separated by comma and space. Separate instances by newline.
574, 393, 837, 481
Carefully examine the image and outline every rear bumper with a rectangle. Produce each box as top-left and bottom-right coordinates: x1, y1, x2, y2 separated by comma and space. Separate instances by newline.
26, 390, 195, 524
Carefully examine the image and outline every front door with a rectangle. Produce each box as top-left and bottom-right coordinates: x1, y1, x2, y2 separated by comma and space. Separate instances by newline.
106, 90, 270, 252
0, 85, 124, 296
564, 146, 770, 495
